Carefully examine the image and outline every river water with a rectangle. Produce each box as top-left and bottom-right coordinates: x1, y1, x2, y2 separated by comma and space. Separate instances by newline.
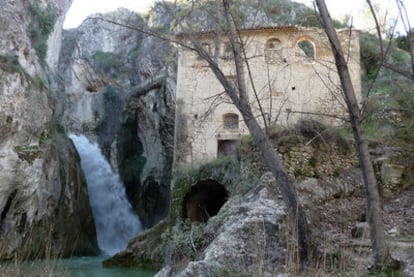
0, 256, 155, 276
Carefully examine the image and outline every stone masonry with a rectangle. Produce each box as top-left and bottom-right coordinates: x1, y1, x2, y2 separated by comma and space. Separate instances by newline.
174, 26, 361, 168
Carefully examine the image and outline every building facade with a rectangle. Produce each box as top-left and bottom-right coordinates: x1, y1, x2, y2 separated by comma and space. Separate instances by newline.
174, 26, 361, 169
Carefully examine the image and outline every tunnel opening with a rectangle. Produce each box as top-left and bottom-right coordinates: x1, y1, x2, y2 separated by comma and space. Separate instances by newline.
183, 179, 229, 223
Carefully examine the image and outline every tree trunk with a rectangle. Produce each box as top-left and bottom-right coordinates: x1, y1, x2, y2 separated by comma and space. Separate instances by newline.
220, 0, 309, 264
315, 0, 392, 269
240, 99, 309, 265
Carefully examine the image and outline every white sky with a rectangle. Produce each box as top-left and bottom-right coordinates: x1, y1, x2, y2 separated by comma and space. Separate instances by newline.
63, 0, 154, 29
64, 0, 414, 33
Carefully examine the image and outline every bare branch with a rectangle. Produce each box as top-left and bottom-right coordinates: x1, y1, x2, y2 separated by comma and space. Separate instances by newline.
241, 39, 269, 134
129, 73, 166, 97
366, 0, 414, 82
288, 109, 349, 122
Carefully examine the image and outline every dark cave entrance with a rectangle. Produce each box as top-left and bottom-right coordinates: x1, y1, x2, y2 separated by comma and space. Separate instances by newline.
183, 179, 229, 223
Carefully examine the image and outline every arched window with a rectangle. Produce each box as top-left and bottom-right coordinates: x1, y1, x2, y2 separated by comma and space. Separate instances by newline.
264, 38, 282, 63
296, 39, 315, 60
222, 42, 233, 59
223, 113, 239, 130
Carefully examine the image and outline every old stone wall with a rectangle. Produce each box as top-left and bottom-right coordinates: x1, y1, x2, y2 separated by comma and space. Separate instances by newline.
174, 26, 361, 168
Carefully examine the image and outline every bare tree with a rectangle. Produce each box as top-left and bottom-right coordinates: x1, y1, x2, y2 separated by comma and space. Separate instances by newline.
366, 0, 414, 82
98, 0, 375, 268
315, 0, 400, 271
171, 0, 310, 265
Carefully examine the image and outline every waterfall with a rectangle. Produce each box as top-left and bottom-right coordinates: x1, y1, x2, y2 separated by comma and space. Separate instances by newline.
69, 134, 142, 256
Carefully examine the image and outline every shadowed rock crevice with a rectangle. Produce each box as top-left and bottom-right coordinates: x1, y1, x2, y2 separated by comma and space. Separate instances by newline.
0, 189, 17, 225
183, 180, 229, 222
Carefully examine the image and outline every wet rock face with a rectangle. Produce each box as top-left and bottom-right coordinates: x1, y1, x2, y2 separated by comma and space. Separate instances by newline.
126, 76, 175, 227
0, 0, 98, 260
59, 8, 176, 228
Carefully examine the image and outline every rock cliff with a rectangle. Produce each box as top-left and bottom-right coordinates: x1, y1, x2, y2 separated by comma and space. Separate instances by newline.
103, 122, 362, 275
59, 8, 176, 227
0, 0, 98, 259
105, 119, 414, 276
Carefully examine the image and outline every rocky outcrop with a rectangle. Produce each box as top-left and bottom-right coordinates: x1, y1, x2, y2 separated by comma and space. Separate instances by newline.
0, 0, 98, 259
104, 158, 288, 276
370, 146, 411, 197
59, 9, 144, 136
103, 121, 365, 275
157, 0, 323, 35
104, 156, 364, 276
0, 134, 98, 259
59, 9, 176, 227
157, 181, 287, 277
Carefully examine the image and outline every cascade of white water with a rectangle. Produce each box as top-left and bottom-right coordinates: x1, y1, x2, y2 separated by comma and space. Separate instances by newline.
69, 134, 142, 256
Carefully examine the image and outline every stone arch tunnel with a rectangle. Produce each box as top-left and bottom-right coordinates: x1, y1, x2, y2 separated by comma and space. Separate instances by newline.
182, 179, 229, 223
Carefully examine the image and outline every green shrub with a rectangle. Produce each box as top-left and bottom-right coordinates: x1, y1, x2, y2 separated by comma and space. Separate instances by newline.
360, 32, 381, 80
0, 55, 47, 89
394, 33, 413, 52
162, 222, 210, 261
239, 134, 253, 153
28, 3, 56, 66
0, 54, 25, 76
390, 80, 414, 145
91, 51, 123, 77
34, 75, 46, 90
14, 145, 41, 164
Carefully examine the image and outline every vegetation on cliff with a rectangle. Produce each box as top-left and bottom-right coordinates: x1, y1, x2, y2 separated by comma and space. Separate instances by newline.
28, 2, 57, 66
98, 0, 414, 275
1, 0, 406, 274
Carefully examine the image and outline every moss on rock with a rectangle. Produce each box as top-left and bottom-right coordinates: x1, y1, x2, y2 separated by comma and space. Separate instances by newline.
170, 157, 240, 224
14, 145, 42, 164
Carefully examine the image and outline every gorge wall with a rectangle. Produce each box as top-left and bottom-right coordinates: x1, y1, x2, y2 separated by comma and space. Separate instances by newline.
0, 0, 98, 259
58, 8, 176, 228
0, 0, 333, 261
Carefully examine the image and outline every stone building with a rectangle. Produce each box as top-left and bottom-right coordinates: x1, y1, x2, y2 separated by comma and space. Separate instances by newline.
174, 26, 361, 169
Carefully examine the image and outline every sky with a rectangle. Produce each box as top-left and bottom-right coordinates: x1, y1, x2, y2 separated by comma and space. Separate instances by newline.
63, 0, 154, 29
63, 0, 414, 33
